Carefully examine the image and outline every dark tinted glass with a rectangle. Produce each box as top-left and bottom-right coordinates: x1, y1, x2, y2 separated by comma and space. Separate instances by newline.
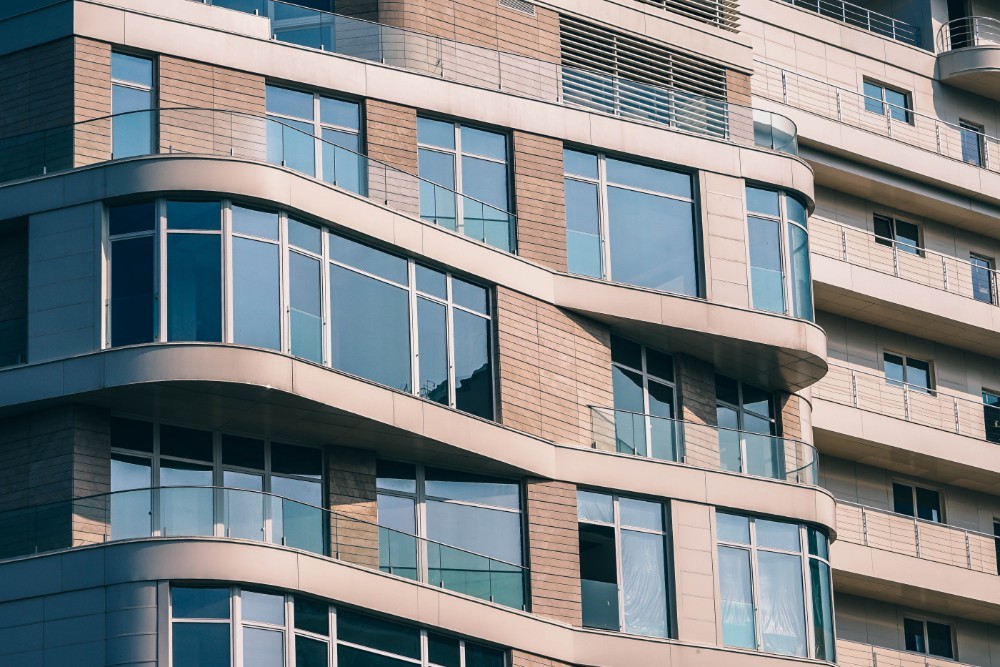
296, 635, 329, 667
166, 201, 221, 230
111, 417, 154, 453
904, 618, 925, 653
715, 374, 739, 406
873, 215, 894, 245
915, 487, 942, 522
160, 424, 213, 461
337, 645, 411, 667
425, 468, 520, 509
271, 442, 322, 478
926, 622, 953, 658
579, 523, 619, 631
808, 527, 829, 559
884, 353, 905, 385
895, 220, 920, 253
167, 233, 222, 342
452, 278, 489, 314
645, 347, 673, 382
111, 236, 155, 346
893, 483, 916, 517
465, 644, 506, 667
109, 201, 156, 236
330, 234, 408, 285
294, 597, 329, 636
742, 383, 772, 416
376, 460, 417, 493
173, 623, 231, 664
427, 633, 460, 667
221, 434, 265, 470
453, 309, 493, 419
172, 587, 230, 619
611, 335, 642, 370
907, 358, 931, 391
336, 610, 420, 659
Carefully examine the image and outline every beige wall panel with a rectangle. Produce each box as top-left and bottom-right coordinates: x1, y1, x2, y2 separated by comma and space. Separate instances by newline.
327, 445, 379, 569
525, 479, 581, 625
513, 130, 566, 272
702, 171, 750, 308
673, 502, 718, 644
675, 354, 719, 469
511, 651, 573, 667
364, 98, 420, 218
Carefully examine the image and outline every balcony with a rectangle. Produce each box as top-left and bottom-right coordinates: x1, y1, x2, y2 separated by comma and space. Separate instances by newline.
0, 486, 527, 610
777, 0, 920, 46
937, 18, 1000, 100
838, 639, 978, 667
589, 406, 819, 485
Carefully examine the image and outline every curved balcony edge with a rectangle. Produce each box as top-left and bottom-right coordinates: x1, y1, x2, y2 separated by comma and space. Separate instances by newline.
936, 44, 1000, 100
0, 343, 839, 533
0, 538, 840, 667
0, 154, 828, 390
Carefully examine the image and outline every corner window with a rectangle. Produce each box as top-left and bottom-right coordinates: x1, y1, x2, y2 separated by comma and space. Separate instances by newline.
960, 120, 986, 168
563, 148, 699, 297
111, 52, 155, 158
716, 375, 781, 477
376, 461, 525, 609
417, 117, 513, 250
970, 255, 997, 305
883, 352, 932, 393
717, 514, 834, 661
265, 84, 364, 193
873, 214, 920, 255
577, 490, 673, 638
171, 587, 232, 665
0, 218, 27, 367
903, 617, 954, 659
745, 187, 813, 320
863, 80, 912, 123
984, 390, 1000, 444
891, 482, 943, 523
607, 335, 678, 461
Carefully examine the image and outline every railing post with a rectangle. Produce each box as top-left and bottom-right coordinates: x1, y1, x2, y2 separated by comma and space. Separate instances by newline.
840, 225, 849, 261
892, 244, 899, 277
885, 103, 893, 138
935, 121, 942, 154
851, 369, 860, 407
914, 519, 921, 558
836, 89, 842, 122
781, 70, 788, 105
954, 397, 961, 434
903, 386, 911, 421
965, 530, 973, 569
862, 506, 869, 545
942, 256, 949, 292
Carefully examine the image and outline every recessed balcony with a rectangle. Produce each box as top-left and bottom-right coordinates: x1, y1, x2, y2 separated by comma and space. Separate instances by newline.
777, 0, 921, 46
937, 17, 1000, 101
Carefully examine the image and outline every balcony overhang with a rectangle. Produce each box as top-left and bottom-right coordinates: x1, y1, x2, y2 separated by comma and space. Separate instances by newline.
937, 46, 1000, 100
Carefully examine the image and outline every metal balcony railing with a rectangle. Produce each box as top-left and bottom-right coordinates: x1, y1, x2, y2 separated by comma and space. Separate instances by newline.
778, 0, 920, 46
633, 0, 741, 32
838, 639, 979, 667
837, 501, 999, 574
811, 217, 1000, 306
589, 406, 819, 485
0, 486, 528, 610
938, 16, 1000, 52
0, 107, 516, 252
754, 60, 1000, 171
813, 363, 1000, 443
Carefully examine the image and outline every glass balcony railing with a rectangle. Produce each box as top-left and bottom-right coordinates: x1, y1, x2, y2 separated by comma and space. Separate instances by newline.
589, 406, 819, 485
0, 107, 516, 252
0, 486, 527, 610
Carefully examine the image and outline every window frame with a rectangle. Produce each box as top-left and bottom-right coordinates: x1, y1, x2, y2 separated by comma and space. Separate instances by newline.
715, 375, 777, 435
609, 335, 678, 459
882, 351, 934, 394
900, 614, 956, 660
110, 50, 157, 158
983, 388, 1000, 444
969, 253, 997, 305
872, 213, 922, 256
959, 119, 986, 168
862, 79, 914, 124
890, 479, 945, 524
744, 186, 813, 318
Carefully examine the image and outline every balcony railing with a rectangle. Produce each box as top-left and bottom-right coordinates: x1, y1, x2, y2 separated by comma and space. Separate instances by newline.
0, 486, 527, 610
837, 501, 999, 574
813, 362, 1000, 443
938, 16, 1000, 52
0, 107, 516, 252
589, 406, 819, 485
838, 639, 978, 667
634, 0, 741, 32
811, 217, 1000, 306
778, 0, 920, 46
753, 60, 1000, 172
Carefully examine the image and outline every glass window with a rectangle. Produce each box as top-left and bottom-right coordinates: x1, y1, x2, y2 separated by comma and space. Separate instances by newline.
716, 376, 784, 479
717, 514, 833, 660
267, 85, 316, 177
577, 490, 672, 638
111, 52, 154, 159
233, 206, 281, 351
745, 187, 812, 319
166, 201, 223, 342
984, 390, 1000, 445
904, 618, 953, 659
109, 202, 157, 347
863, 80, 912, 123
608, 336, 678, 462
873, 214, 920, 255
971, 255, 996, 305
883, 352, 932, 392
960, 120, 985, 167
892, 482, 942, 522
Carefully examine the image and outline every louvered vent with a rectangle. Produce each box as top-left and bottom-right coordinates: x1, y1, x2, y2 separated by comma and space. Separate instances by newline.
498, 0, 536, 16
634, 0, 740, 32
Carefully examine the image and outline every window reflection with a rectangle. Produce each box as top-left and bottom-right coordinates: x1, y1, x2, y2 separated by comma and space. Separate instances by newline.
111, 52, 154, 159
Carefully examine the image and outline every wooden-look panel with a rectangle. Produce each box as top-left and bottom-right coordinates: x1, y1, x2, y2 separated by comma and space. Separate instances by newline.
513, 130, 566, 271
365, 98, 420, 217
525, 479, 581, 625
512, 650, 574, 667
327, 445, 380, 569
676, 354, 719, 470
74, 38, 111, 168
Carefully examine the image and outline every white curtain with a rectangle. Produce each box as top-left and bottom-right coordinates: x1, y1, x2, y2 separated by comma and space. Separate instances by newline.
622, 529, 668, 637
758, 551, 807, 656
719, 546, 755, 648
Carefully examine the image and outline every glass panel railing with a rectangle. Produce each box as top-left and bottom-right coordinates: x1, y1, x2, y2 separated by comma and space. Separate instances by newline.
0, 486, 528, 610
590, 406, 819, 485
581, 578, 620, 631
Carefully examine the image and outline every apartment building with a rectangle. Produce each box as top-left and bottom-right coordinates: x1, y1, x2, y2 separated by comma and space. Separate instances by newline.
0, 0, 997, 665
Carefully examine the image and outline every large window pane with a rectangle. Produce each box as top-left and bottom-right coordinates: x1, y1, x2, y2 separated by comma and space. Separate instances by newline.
566, 178, 602, 277
172, 587, 231, 619
167, 234, 222, 341
290, 252, 323, 363
322, 128, 364, 195
453, 309, 492, 419
111, 454, 151, 540
810, 560, 835, 662
112, 86, 152, 159
330, 235, 408, 285
173, 623, 231, 665
111, 235, 155, 346
417, 297, 448, 404
719, 546, 755, 649
233, 237, 280, 350
579, 523, 619, 631
788, 222, 813, 320
336, 610, 421, 659
244, 627, 284, 667
758, 551, 806, 656
612, 365, 646, 457
426, 501, 522, 565
462, 156, 508, 212
330, 265, 411, 392
296, 636, 329, 667
749, 216, 785, 314
621, 529, 668, 637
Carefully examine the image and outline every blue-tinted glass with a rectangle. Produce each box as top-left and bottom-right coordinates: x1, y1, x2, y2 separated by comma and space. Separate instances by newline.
173, 623, 231, 664
233, 205, 279, 240
294, 597, 329, 635
462, 156, 508, 211
243, 591, 284, 625
245, 627, 284, 667
113, 85, 151, 114
785, 196, 807, 226
112, 53, 153, 87
608, 187, 698, 296
290, 251, 323, 363
289, 218, 322, 254
415, 265, 447, 298
212, 0, 265, 13
863, 81, 884, 115
109, 201, 156, 236
810, 560, 835, 661
330, 234, 408, 284
566, 179, 601, 278
267, 85, 314, 120
320, 96, 359, 129
268, 117, 316, 176
378, 493, 416, 533
376, 460, 416, 493
452, 278, 489, 314
167, 234, 221, 342
884, 88, 909, 122
612, 365, 646, 457
418, 297, 448, 404
296, 636, 328, 667
884, 353, 905, 386
112, 86, 153, 158
465, 644, 506, 667
962, 124, 983, 166
564, 149, 598, 179
788, 223, 813, 320
749, 216, 785, 314
234, 237, 280, 350
111, 454, 150, 492
808, 527, 829, 559
270, 2, 325, 49
111, 236, 155, 347
757, 519, 800, 551
167, 201, 221, 230
746, 187, 780, 217
428, 634, 460, 667
330, 265, 411, 392
418, 117, 455, 149
419, 148, 456, 188
425, 468, 520, 508
336, 610, 420, 659
337, 646, 411, 667
172, 587, 231, 619
606, 158, 691, 198
717, 513, 750, 544
462, 127, 506, 160
453, 309, 493, 419
426, 499, 522, 564
622, 528, 668, 637
719, 546, 755, 648
322, 129, 364, 195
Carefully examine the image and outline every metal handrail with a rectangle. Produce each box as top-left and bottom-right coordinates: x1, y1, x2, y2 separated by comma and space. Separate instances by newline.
811, 216, 1000, 306
938, 16, 1000, 52
778, 0, 920, 46
633, 0, 741, 31
837, 500, 999, 574
753, 59, 998, 172
837, 638, 981, 667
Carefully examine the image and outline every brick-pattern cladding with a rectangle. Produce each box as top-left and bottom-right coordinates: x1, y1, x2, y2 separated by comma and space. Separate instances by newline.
327, 446, 379, 569
365, 99, 421, 217
74, 38, 112, 167
0, 219, 27, 367
675, 355, 719, 470
496, 287, 612, 447
158, 55, 267, 161
525, 480, 581, 625
512, 131, 566, 271
511, 651, 573, 667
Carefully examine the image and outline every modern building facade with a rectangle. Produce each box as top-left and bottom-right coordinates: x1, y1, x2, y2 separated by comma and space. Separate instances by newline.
0, 0, 997, 665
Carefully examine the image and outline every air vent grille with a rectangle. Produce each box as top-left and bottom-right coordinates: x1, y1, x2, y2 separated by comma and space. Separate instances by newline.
499, 0, 536, 16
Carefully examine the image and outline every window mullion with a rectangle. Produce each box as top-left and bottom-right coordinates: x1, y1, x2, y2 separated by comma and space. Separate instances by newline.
416, 464, 428, 585
446, 276, 457, 409
748, 519, 763, 651
454, 124, 465, 236
613, 496, 626, 632
223, 201, 234, 344
598, 154, 611, 280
